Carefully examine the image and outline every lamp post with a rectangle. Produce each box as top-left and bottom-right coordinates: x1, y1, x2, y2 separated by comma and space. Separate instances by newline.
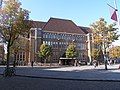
58, 38, 61, 65
72, 39, 77, 66
34, 28, 37, 63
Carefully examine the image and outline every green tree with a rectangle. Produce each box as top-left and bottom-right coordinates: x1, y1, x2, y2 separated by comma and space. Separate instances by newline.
39, 43, 52, 65
66, 44, 78, 58
0, 0, 31, 69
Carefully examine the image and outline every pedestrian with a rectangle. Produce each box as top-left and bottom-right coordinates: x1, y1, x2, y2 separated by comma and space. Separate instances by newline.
94, 62, 96, 68
93, 60, 97, 68
31, 61, 34, 67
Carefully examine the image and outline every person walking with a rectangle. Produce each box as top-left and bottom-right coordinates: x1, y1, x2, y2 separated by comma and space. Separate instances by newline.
93, 60, 98, 68
31, 61, 34, 67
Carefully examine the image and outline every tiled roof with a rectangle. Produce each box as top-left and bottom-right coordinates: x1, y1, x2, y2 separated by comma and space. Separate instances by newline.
42, 18, 85, 34
26, 20, 46, 28
79, 26, 92, 34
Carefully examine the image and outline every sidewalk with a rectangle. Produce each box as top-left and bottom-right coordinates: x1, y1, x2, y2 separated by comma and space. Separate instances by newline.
0, 64, 120, 81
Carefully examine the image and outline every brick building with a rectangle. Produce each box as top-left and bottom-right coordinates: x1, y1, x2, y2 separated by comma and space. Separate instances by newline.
14, 17, 92, 65
79, 26, 93, 64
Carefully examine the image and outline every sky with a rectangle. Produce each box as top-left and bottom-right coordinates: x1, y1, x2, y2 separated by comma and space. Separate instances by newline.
20, 0, 120, 46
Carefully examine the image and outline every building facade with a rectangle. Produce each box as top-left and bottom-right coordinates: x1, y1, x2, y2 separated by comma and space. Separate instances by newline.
79, 26, 93, 64
13, 18, 92, 65
29, 18, 91, 64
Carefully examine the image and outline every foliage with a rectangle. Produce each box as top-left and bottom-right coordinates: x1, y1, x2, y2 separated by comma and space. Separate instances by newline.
10, 37, 29, 67
0, 0, 31, 68
0, 0, 30, 43
90, 18, 119, 47
39, 43, 52, 63
109, 46, 120, 59
91, 48, 103, 61
66, 44, 78, 58
11, 36, 29, 54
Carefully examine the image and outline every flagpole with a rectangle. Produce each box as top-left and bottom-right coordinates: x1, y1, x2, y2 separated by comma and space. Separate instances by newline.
114, 0, 120, 69
114, 0, 117, 9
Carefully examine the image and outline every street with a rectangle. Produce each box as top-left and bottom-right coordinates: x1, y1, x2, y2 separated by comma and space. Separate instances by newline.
0, 75, 120, 90
0, 64, 120, 90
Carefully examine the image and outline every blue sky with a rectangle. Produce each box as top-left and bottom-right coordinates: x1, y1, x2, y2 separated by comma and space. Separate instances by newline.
20, 0, 120, 26
20, 0, 120, 45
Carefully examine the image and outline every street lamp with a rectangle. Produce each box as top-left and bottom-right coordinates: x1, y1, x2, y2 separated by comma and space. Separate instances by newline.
34, 28, 37, 61
58, 38, 61, 65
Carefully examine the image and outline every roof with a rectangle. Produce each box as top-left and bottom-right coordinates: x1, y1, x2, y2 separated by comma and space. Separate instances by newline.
79, 26, 92, 34
42, 18, 85, 34
26, 20, 46, 28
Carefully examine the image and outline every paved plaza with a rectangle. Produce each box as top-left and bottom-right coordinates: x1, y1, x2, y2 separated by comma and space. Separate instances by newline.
0, 64, 120, 81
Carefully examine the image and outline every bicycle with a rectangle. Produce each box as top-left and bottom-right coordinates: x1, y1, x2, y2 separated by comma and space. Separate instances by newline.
3, 67, 16, 77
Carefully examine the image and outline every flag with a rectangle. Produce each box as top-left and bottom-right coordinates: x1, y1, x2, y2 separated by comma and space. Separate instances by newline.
108, 4, 118, 21
111, 9, 117, 21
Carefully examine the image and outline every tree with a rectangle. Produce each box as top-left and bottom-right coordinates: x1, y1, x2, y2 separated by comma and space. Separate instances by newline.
109, 46, 120, 59
38, 43, 52, 65
91, 48, 103, 63
91, 48, 100, 60
0, 0, 31, 69
66, 44, 78, 58
11, 37, 29, 67
11, 37, 29, 53
91, 18, 119, 48
90, 18, 119, 70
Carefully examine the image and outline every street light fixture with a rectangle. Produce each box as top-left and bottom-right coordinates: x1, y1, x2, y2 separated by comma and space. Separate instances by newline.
58, 38, 61, 65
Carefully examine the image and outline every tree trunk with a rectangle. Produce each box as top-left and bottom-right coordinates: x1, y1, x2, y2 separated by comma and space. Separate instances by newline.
44, 58, 47, 66
49, 56, 52, 67
6, 42, 11, 69
13, 60, 16, 67
105, 60, 108, 70
74, 59, 77, 66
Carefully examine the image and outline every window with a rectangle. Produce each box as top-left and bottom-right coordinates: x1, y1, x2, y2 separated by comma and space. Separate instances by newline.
48, 41, 50, 45
43, 33, 45, 38
31, 30, 35, 36
14, 52, 25, 65
37, 30, 42, 37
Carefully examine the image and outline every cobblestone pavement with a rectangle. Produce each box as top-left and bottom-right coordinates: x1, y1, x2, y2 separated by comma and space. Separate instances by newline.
0, 75, 120, 90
